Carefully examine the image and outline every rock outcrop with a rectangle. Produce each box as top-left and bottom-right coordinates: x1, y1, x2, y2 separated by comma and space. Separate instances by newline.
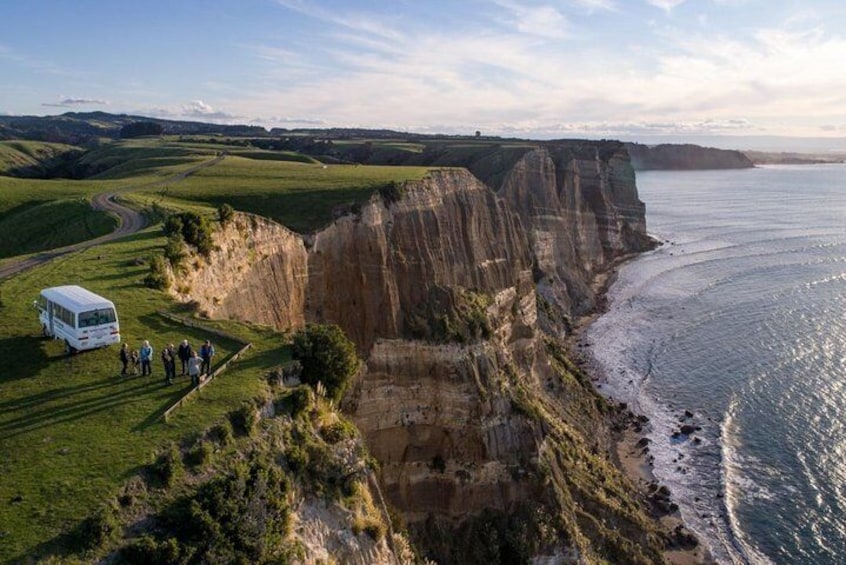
173, 142, 666, 563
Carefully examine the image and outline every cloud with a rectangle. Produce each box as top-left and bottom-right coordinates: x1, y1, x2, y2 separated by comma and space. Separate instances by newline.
274, 0, 401, 41
570, 0, 616, 11
234, 2, 846, 139
263, 116, 327, 126
490, 1, 570, 38
645, 0, 687, 12
180, 100, 242, 121
41, 97, 109, 108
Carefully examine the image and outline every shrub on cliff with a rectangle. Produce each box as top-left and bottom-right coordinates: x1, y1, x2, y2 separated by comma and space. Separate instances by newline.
217, 203, 235, 226
291, 324, 359, 403
162, 211, 214, 256
143, 253, 169, 290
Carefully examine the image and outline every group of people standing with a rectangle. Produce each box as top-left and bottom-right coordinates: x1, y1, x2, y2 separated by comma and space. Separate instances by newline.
119, 339, 215, 386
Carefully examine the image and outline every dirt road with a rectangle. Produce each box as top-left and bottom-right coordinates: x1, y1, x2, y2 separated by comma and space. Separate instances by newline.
0, 153, 226, 281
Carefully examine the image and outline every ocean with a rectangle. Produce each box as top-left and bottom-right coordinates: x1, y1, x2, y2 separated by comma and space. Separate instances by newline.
584, 164, 846, 564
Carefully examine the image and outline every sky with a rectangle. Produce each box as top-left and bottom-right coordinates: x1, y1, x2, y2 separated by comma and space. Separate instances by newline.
2, 0, 846, 147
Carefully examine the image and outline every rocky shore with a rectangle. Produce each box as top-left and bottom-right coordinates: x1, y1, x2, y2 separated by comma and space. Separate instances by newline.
568, 261, 715, 565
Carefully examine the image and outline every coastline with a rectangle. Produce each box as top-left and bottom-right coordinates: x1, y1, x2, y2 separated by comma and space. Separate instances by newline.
567, 256, 714, 565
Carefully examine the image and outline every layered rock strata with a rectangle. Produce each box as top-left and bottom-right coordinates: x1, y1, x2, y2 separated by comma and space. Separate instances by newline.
174, 143, 664, 563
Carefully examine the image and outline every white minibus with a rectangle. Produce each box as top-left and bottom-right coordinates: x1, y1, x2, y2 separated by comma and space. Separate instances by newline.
35, 285, 121, 352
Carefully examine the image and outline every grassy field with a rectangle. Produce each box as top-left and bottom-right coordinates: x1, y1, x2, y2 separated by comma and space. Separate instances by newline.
129, 156, 431, 233
0, 176, 122, 259
0, 140, 80, 175
0, 141, 230, 259
0, 228, 289, 563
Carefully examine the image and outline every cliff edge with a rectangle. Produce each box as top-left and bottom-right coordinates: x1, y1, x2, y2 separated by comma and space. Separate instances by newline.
173, 142, 672, 563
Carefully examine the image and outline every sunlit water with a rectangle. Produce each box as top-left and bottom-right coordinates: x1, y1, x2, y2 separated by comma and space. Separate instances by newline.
584, 165, 846, 564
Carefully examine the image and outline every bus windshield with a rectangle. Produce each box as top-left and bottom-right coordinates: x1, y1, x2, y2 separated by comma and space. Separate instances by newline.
77, 308, 117, 328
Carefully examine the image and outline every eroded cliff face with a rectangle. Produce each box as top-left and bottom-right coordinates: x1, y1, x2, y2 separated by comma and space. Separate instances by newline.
174, 213, 308, 330
175, 145, 663, 563
306, 170, 532, 351
498, 143, 652, 316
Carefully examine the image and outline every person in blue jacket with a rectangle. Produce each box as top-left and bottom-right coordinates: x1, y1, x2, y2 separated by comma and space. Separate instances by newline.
199, 340, 215, 375
139, 340, 153, 376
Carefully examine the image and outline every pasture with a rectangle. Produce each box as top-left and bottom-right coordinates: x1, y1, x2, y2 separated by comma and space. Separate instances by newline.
128, 156, 431, 232
0, 228, 288, 562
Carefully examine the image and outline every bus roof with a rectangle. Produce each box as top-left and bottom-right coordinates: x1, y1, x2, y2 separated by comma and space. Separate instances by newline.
40, 285, 116, 312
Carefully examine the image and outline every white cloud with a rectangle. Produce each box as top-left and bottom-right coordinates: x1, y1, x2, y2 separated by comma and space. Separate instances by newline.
570, 0, 616, 11
490, 1, 570, 38
42, 97, 109, 108
180, 100, 242, 121
231, 3, 846, 138
645, 0, 687, 12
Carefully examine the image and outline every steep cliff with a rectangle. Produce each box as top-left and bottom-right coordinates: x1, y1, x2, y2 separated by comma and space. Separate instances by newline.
172, 213, 308, 331
173, 145, 666, 563
497, 143, 653, 316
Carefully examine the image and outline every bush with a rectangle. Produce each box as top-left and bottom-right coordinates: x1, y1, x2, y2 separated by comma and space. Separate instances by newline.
163, 214, 184, 238
144, 201, 168, 225
218, 203, 235, 226
277, 386, 312, 419
143, 254, 169, 290
163, 234, 187, 270
291, 324, 359, 403
208, 421, 233, 446
162, 211, 215, 257
74, 504, 120, 551
229, 404, 258, 437
158, 454, 291, 562
149, 443, 184, 488
320, 419, 357, 444
186, 440, 214, 467
120, 535, 181, 564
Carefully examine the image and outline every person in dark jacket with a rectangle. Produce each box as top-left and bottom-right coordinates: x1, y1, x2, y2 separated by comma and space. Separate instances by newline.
119, 343, 129, 376
162, 343, 177, 384
199, 340, 215, 376
177, 339, 192, 375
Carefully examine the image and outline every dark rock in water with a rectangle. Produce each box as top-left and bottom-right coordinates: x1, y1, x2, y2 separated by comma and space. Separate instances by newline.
680, 424, 696, 435
637, 414, 649, 423
672, 431, 682, 439
693, 437, 702, 445
684, 410, 694, 418
636, 437, 650, 448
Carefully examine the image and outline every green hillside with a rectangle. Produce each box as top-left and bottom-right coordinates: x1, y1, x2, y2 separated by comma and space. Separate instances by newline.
0, 138, 431, 560
0, 229, 287, 563
0, 140, 80, 176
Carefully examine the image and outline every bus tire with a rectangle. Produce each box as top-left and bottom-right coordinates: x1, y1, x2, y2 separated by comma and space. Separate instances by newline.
65, 340, 76, 355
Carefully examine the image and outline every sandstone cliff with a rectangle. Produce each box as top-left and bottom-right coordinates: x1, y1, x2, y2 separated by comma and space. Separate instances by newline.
173, 143, 666, 563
